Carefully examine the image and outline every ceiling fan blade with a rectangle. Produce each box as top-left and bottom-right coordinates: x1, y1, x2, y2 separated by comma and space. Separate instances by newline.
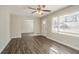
42, 10, 51, 12
32, 11, 36, 13
28, 7, 36, 10
42, 5, 46, 8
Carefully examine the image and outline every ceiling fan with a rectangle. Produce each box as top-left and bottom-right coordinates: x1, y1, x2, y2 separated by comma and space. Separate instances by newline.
27, 5, 51, 15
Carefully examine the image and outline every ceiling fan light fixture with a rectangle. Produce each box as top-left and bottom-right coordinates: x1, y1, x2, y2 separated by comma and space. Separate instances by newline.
36, 11, 43, 15
28, 5, 51, 15
36, 11, 39, 13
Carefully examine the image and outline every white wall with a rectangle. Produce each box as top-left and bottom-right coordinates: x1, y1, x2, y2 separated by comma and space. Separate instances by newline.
10, 15, 22, 38
10, 15, 41, 38
33, 18, 41, 35
0, 6, 10, 53
21, 17, 41, 35
22, 20, 34, 33
41, 6, 79, 50
21, 16, 40, 34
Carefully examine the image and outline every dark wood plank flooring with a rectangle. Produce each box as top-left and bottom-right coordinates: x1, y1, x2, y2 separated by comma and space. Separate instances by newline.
1, 34, 79, 54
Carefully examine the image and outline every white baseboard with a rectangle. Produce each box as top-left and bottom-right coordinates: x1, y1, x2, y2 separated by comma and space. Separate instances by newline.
33, 33, 41, 36
10, 36, 21, 39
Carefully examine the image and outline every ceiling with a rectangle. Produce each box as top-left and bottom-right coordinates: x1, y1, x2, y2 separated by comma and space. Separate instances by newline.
7, 5, 69, 18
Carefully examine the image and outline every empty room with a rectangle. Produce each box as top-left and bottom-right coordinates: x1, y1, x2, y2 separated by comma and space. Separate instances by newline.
0, 5, 79, 54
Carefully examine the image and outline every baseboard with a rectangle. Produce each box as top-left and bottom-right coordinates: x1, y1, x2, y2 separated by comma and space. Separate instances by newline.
10, 36, 21, 39
33, 33, 41, 36
43, 35, 79, 51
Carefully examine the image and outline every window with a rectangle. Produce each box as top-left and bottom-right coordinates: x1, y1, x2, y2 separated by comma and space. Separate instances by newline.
52, 17, 59, 32
52, 12, 79, 36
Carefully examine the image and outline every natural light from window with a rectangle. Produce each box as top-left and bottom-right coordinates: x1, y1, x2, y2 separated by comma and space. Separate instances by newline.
52, 12, 79, 37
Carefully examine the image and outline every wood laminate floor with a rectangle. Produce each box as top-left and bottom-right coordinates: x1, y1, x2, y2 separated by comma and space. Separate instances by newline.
1, 34, 79, 54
